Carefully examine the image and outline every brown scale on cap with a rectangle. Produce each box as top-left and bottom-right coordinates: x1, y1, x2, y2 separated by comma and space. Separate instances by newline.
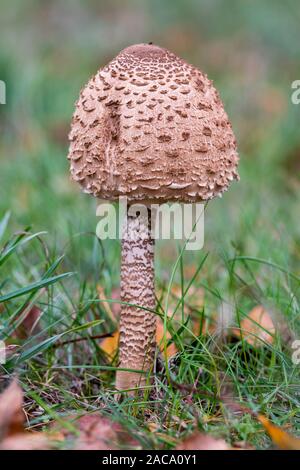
68, 43, 239, 203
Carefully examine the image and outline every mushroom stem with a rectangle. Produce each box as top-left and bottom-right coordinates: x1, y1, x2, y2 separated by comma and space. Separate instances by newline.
116, 207, 156, 392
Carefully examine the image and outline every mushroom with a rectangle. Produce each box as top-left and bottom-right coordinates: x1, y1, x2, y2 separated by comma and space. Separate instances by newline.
68, 43, 239, 392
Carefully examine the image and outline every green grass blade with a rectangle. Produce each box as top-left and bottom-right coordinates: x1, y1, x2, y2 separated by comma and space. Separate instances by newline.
0, 272, 74, 303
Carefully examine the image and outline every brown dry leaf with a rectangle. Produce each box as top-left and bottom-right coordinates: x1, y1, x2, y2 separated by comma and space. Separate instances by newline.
176, 432, 231, 450
258, 414, 300, 450
0, 379, 25, 439
232, 305, 275, 347
0, 379, 52, 450
0, 432, 50, 450
13, 305, 42, 340
74, 414, 119, 450
57, 413, 138, 450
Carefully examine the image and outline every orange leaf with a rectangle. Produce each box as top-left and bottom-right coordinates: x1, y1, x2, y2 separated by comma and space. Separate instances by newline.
232, 305, 275, 347
100, 331, 119, 358
156, 319, 178, 358
258, 414, 300, 450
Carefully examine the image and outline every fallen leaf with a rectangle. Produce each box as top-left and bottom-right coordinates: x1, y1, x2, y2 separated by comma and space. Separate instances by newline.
156, 319, 178, 358
0, 379, 25, 439
0, 432, 50, 450
222, 393, 300, 450
74, 414, 119, 450
13, 305, 42, 340
176, 432, 231, 450
0, 379, 52, 450
57, 413, 138, 450
258, 414, 300, 450
232, 305, 275, 347
100, 331, 119, 358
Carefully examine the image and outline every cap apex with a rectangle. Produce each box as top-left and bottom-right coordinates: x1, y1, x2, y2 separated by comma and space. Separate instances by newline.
120, 43, 170, 59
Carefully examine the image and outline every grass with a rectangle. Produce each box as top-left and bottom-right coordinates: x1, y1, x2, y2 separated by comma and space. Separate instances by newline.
0, 208, 299, 449
1, 0, 300, 450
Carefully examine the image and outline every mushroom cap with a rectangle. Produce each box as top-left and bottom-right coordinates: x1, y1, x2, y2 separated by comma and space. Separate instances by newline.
68, 43, 239, 203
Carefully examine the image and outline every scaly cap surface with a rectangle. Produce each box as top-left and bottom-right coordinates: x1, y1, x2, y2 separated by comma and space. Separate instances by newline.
68, 43, 239, 203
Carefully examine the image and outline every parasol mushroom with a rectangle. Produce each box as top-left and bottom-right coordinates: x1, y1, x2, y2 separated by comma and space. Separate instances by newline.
68, 43, 239, 392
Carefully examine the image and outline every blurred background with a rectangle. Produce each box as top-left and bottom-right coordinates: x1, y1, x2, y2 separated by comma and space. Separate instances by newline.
1, 3, 300, 444
0, 0, 300, 290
